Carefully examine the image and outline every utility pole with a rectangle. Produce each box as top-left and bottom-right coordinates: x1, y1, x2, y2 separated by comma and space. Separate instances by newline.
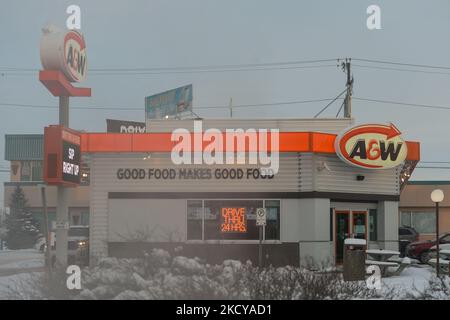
342, 58, 353, 118
229, 98, 233, 118
56, 96, 70, 268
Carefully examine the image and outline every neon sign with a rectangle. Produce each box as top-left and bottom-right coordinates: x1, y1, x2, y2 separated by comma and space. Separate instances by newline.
221, 208, 246, 233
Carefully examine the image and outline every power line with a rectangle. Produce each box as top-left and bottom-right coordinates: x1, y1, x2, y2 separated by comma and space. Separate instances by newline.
353, 64, 450, 76
0, 64, 338, 76
353, 97, 450, 111
416, 166, 450, 169
0, 97, 337, 111
421, 161, 450, 164
2, 96, 450, 113
313, 88, 349, 118
353, 58, 450, 71
0, 59, 339, 73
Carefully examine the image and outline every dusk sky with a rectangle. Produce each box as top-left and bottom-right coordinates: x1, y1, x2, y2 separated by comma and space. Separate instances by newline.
1, 0, 450, 205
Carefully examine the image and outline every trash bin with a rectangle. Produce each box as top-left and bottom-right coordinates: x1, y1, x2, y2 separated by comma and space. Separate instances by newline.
343, 238, 367, 281
399, 240, 410, 258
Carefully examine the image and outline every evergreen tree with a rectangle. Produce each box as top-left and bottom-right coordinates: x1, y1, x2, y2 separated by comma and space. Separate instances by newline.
5, 186, 39, 249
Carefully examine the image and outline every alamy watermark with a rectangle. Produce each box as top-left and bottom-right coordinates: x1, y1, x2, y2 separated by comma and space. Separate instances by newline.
170, 120, 280, 176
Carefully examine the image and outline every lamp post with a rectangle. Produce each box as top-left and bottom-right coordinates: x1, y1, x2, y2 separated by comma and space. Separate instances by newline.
431, 189, 444, 276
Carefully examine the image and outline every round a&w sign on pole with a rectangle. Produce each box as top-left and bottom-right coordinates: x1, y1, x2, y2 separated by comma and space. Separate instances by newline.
256, 208, 267, 226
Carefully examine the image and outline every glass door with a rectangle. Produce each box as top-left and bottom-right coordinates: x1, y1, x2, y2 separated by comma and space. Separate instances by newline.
352, 211, 368, 240
335, 211, 350, 264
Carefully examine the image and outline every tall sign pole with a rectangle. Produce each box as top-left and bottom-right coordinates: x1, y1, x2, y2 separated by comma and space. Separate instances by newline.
57, 96, 70, 267
40, 25, 91, 268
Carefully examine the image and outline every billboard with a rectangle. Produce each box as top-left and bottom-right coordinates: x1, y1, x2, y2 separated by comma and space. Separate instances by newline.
44, 125, 81, 186
106, 119, 146, 133
145, 84, 193, 120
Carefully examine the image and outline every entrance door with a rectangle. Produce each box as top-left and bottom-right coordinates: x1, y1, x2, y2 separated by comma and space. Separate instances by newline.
334, 210, 368, 264
335, 211, 350, 264
352, 211, 368, 240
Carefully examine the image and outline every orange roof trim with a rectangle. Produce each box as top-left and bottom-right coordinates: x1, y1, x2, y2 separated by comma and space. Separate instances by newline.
80, 132, 420, 161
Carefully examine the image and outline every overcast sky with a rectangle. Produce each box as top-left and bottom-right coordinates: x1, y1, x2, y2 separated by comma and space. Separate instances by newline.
1, 0, 450, 206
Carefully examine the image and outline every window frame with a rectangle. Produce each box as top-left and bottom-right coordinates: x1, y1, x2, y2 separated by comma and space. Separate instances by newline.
186, 199, 281, 243
400, 210, 436, 235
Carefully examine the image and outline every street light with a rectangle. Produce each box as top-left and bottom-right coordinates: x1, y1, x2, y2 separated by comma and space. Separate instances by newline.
431, 189, 444, 276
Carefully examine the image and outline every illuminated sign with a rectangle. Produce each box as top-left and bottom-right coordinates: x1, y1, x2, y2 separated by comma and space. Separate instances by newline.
40, 26, 87, 82
44, 125, 81, 186
335, 123, 407, 169
221, 208, 247, 233
62, 140, 80, 183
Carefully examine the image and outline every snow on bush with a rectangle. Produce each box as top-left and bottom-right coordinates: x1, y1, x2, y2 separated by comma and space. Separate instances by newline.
3, 249, 449, 300
71, 249, 391, 300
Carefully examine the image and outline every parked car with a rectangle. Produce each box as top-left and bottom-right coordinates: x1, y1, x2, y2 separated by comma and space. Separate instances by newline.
34, 234, 47, 252
49, 225, 89, 267
398, 226, 419, 257
427, 243, 450, 260
405, 232, 450, 263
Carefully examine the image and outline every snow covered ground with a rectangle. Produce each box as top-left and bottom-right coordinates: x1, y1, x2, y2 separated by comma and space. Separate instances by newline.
0, 249, 445, 299
383, 265, 434, 295
0, 249, 45, 299
0, 249, 44, 272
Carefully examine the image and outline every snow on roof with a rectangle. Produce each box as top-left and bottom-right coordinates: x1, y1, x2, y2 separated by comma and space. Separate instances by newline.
344, 238, 367, 245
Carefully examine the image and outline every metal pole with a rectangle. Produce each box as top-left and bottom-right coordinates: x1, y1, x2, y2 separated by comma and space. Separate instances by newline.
436, 202, 440, 276
56, 96, 70, 268
258, 226, 262, 268
40, 185, 50, 274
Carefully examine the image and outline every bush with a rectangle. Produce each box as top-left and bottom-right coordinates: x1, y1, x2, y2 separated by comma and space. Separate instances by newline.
2, 249, 435, 300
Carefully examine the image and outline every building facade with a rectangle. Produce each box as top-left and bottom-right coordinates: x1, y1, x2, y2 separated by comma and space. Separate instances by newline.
82, 118, 419, 266
399, 181, 450, 241
4, 119, 421, 267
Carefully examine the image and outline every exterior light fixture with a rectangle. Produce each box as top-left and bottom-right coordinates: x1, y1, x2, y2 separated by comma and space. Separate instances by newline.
431, 189, 444, 276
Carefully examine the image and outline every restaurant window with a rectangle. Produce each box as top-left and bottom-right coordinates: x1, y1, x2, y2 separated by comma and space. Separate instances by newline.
401, 211, 435, 234
20, 161, 31, 181
81, 211, 89, 226
19, 161, 43, 181
187, 200, 203, 240
369, 209, 377, 241
187, 199, 280, 241
31, 161, 43, 181
264, 200, 280, 240
205, 200, 262, 240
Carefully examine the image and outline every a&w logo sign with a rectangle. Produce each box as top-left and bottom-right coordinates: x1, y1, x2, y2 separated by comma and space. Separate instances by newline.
335, 123, 407, 169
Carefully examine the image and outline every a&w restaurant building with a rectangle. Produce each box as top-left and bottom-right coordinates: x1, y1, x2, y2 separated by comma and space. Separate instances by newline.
79, 118, 420, 266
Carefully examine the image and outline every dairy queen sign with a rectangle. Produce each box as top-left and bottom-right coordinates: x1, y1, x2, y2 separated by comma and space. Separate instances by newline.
335, 123, 408, 169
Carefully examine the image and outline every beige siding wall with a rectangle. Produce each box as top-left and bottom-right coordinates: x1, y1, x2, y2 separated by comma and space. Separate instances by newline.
300, 153, 400, 194
400, 183, 450, 240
